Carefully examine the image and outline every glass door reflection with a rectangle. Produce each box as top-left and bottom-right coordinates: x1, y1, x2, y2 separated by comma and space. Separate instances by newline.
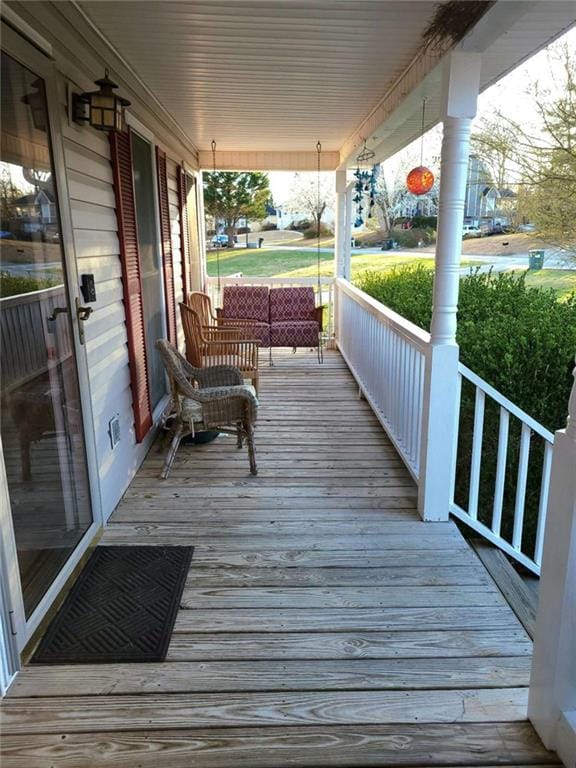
1, 51, 93, 618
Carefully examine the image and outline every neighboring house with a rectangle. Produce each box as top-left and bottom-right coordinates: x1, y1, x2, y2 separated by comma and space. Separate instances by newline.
464, 155, 516, 230
396, 188, 439, 219
9, 188, 56, 238
273, 203, 335, 230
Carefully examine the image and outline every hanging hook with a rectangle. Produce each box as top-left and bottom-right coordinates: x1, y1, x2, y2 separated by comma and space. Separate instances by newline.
420, 98, 427, 167
316, 141, 322, 296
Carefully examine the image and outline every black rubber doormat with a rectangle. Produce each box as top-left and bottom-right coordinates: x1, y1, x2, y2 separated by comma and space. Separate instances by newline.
32, 546, 193, 664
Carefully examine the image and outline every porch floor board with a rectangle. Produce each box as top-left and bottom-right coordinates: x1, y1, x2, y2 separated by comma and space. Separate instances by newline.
1, 350, 558, 767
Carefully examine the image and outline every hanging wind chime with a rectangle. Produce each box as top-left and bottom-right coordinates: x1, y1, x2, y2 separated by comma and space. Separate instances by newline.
352, 139, 376, 228
211, 139, 221, 291
406, 98, 434, 196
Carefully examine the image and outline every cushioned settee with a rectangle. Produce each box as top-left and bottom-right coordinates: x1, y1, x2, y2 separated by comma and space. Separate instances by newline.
218, 286, 323, 362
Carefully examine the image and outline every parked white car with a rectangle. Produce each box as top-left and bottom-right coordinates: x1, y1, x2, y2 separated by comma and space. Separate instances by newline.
462, 224, 482, 238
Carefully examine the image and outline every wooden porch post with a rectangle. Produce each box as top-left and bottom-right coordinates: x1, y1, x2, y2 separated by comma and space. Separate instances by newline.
528, 367, 576, 765
418, 51, 481, 521
334, 170, 347, 278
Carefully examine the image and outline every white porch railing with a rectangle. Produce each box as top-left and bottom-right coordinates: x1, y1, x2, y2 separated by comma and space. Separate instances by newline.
205, 275, 336, 340
203, 274, 557, 576
450, 364, 555, 575
333, 278, 555, 576
0, 285, 69, 392
335, 278, 429, 480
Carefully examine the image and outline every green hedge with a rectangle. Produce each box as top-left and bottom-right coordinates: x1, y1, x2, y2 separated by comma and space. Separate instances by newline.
357, 265, 576, 558
0, 271, 60, 299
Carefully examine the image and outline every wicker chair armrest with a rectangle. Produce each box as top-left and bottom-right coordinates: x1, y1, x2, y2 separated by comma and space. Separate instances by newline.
195, 365, 244, 388
194, 384, 257, 406
195, 384, 258, 426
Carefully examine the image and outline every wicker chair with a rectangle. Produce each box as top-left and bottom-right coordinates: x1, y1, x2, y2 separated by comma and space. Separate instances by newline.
155, 339, 258, 478
180, 302, 260, 393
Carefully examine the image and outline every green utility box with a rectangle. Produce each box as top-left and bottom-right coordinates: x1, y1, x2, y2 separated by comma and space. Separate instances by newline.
528, 249, 545, 270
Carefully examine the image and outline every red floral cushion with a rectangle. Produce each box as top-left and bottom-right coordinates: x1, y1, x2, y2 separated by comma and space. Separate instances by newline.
270, 320, 319, 348
222, 286, 270, 322
270, 287, 316, 322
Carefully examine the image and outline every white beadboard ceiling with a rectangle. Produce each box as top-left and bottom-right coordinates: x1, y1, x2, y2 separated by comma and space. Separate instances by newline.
77, 0, 443, 154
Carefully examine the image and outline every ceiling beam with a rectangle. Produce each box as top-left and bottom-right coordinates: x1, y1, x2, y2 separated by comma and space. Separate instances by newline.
198, 150, 340, 172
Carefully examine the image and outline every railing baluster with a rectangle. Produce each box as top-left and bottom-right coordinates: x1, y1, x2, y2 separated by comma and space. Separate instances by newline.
468, 387, 485, 520
512, 422, 532, 551
491, 406, 510, 537
449, 371, 462, 506
534, 440, 553, 566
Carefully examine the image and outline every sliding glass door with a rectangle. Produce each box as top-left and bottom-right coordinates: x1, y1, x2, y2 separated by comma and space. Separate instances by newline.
0, 49, 93, 622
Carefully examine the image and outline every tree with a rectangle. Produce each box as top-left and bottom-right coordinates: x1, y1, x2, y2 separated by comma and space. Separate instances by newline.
0, 167, 25, 228
284, 173, 333, 233
471, 118, 517, 191
472, 43, 576, 252
518, 45, 576, 250
373, 161, 438, 235
203, 171, 270, 248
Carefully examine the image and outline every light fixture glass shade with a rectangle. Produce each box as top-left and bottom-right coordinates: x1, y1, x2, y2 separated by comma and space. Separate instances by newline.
73, 70, 130, 132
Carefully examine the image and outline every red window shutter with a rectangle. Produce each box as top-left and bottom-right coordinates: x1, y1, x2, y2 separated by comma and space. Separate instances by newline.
155, 147, 177, 344
177, 165, 192, 298
110, 129, 152, 443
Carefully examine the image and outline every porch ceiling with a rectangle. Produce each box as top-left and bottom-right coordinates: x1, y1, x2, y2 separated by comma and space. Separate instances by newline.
71, 1, 575, 170
76, 0, 441, 154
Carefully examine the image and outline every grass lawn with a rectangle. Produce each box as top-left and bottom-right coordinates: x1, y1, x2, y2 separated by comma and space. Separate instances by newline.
206, 247, 482, 279
206, 248, 333, 278
522, 268, 576, 300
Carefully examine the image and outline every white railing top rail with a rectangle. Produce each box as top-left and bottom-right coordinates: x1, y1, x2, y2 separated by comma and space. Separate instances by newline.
0, 283, 64, 308
336, 278, 431, 352
459, 362, 555, 444
205, 275, 335, 287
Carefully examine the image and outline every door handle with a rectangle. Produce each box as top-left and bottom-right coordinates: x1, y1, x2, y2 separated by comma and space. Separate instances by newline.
75, 297, 93, 344
47, 307, 68, 321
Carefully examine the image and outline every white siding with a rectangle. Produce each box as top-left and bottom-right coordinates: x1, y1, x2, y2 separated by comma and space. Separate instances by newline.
60, 105, 152, 519
55, 87, 197, 521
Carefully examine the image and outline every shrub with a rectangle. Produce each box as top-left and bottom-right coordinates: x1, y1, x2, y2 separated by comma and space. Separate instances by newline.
391, 227, 435, 248
411, 215, 438, 229
0, 271, 61, 299
302, 222, 332, 239
260, 222, 278, 231
288, 219, 312, 232
357, 265, 576, 557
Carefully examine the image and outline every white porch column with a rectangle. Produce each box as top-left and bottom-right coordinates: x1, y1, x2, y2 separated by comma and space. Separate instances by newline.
528, 367, 576, 765
195, 170, 208, 292
418, 52, 481, 521
334, 170, 347, 278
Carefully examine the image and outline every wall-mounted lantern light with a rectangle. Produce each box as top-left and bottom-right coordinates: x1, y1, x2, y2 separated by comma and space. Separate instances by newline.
21, 79, 47, 132
73, 70, 130, 132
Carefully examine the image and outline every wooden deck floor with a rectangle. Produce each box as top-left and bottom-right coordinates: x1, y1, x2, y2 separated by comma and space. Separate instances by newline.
1, 350, 559, 767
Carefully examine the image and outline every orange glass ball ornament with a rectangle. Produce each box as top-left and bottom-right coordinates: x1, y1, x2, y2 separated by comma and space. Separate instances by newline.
406, 166, 434, 196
